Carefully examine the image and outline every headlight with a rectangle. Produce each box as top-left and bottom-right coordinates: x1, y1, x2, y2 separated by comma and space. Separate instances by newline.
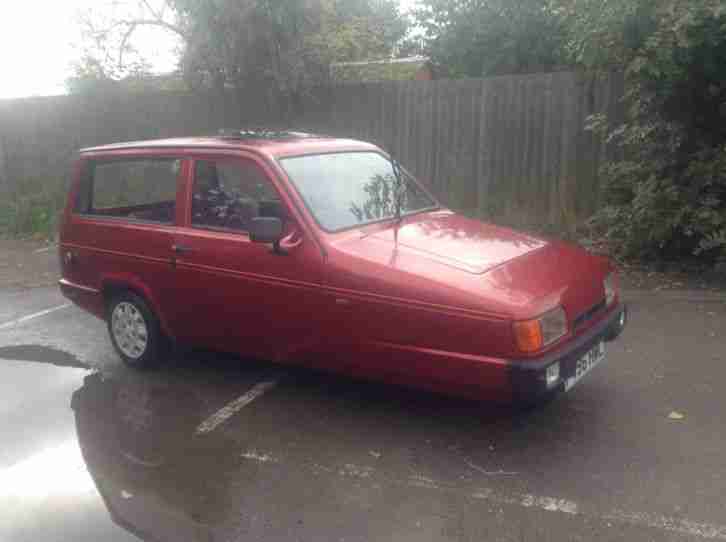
540, 306, 568, 345
513, 306, 568, 353
604, 272, 617, 306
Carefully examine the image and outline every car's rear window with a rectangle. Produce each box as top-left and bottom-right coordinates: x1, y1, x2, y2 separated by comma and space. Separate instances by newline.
279, 152, 436, 232
76, 158, 180, 224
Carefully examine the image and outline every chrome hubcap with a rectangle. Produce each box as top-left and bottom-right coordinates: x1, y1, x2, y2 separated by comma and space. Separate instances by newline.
112, 302, 149, 359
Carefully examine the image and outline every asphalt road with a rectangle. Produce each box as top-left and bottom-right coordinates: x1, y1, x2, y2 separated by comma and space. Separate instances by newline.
1, 285, 725, 542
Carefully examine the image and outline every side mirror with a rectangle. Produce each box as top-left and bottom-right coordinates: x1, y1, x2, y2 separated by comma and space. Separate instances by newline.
248, 217, 283, 244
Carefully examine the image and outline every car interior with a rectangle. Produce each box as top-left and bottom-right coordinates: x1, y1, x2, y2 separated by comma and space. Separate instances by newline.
191, 160, 286, 232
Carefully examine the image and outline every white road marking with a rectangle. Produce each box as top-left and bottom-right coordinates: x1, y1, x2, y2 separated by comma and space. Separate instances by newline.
195, 380, 278, 434
408, 474, 440, 489
236, 448, 726, 540
602, 509, 726, 541
0, 304, 72, 331
241, 451, 279, 464
465, 459, 518, 476
339, 464, 374, 478
520, 494, 578, 514
469, 489, 581, 516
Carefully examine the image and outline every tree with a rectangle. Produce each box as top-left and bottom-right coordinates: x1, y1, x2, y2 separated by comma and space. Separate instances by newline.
67, 0, 186, 92
70, 0, 408, 95
317, 0, 408, 62
558, 0, 659, 68
413, 0, 569, 77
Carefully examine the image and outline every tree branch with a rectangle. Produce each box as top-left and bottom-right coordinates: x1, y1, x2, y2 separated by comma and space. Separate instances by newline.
118, 22, 139, 69
141, 0, 164, 22
115, 17, 188, 70
113, 18, 188, 40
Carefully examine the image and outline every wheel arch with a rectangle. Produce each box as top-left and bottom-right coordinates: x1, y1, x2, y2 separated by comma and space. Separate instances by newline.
100, 274, 175, 340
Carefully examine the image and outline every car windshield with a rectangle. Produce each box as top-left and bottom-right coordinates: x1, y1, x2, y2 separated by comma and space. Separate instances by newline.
279, 152, 437, 232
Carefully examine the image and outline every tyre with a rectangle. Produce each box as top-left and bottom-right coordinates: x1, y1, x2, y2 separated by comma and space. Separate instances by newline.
107, 291, 164, 368
605, 304, 628, 342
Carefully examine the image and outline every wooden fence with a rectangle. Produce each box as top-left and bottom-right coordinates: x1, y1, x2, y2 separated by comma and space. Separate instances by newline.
0, 70, 624, 231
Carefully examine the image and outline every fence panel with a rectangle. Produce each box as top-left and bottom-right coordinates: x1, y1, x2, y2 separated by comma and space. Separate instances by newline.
0, 71, 624, 231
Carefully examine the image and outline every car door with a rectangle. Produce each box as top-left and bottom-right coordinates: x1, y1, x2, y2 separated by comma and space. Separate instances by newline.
64, 154, 185, 328
169, 153, 328, 363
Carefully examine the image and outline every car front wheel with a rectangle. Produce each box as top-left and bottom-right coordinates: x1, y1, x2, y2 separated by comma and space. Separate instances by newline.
605, 304, 628, 342
107, 292, 163, 368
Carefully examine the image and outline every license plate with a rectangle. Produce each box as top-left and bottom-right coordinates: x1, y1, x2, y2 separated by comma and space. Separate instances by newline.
564, 341, 605, 392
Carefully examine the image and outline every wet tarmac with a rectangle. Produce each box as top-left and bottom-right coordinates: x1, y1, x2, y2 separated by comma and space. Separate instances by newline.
1, 286, 726, 541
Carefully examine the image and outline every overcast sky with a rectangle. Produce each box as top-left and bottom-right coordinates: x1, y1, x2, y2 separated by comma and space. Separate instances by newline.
0, 0, 419, 100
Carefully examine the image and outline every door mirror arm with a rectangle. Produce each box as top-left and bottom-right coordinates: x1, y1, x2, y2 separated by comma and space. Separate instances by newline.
274, 231, 304, 256
272, 239, 284, 256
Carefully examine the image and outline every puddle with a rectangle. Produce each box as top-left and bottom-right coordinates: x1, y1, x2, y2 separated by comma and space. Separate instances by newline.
0, 345, 88, 370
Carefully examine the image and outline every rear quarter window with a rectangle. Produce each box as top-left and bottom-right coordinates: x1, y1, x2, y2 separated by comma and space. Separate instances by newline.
76, 158, 181, 224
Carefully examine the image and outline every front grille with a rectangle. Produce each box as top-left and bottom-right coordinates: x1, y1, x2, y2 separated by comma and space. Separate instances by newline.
573, 298, 606, 330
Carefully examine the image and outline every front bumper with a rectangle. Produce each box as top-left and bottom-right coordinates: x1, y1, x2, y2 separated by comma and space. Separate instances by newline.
509, 303, 627, 403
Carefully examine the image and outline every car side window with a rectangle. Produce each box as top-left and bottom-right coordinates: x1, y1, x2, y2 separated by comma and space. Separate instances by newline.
191, 159, 284, 232
76, 158, 180, 224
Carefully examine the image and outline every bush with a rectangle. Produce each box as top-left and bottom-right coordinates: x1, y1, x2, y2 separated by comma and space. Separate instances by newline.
590, 1, 726, 265
0, 176, 66, 239
0, 202, 17, 235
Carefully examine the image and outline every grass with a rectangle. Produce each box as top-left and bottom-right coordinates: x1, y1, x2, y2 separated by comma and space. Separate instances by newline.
0, 177, 66, 240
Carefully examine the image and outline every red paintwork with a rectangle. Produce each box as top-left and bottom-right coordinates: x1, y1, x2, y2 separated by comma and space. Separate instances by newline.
60, 135, 616, 401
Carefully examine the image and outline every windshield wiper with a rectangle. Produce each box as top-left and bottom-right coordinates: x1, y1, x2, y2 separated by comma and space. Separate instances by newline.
391, 156, 404, 225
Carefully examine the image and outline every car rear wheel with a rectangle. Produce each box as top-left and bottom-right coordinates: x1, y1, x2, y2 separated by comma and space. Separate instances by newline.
107, 292, 163, 368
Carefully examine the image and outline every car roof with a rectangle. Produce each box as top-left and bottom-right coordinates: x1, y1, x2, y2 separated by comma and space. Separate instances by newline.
80, 131, 381, 158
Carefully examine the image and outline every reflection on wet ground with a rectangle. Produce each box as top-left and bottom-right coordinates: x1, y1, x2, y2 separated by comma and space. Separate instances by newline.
74, 371, 234, 541
3, 296, 726, 542
67, 359, 517, 542
0, 348, 535, 542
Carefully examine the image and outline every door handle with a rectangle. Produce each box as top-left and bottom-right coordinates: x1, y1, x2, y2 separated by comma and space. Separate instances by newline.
171, 244, 193, 254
